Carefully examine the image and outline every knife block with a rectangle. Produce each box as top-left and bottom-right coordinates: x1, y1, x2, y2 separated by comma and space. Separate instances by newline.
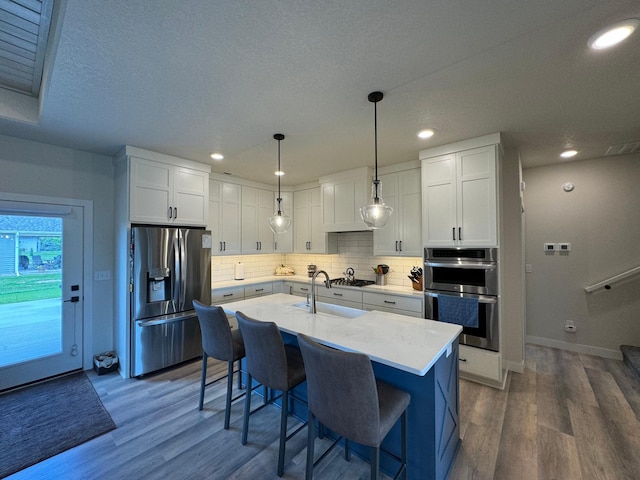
412, 277, 423, 291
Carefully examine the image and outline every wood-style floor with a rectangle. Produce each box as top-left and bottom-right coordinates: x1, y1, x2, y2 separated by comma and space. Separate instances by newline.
9, 344, 640, 480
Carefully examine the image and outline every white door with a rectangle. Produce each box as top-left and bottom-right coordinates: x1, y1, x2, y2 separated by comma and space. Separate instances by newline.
0, 203, 84, 391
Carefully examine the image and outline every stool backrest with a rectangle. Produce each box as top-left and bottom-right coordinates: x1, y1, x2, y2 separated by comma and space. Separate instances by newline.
236, 311, 289, 391
193, 300, 234, 361
297, 333, 380, 446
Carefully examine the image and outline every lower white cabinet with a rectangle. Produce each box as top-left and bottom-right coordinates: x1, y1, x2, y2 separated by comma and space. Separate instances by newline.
362, 292, 423, 318
212, 286, 244, 305
318, 286, 363, 309
458, 345, 502, 382
244, 283, 273, 298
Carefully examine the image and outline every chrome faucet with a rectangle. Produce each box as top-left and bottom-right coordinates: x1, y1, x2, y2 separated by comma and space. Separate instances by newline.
310, 270, 331, 313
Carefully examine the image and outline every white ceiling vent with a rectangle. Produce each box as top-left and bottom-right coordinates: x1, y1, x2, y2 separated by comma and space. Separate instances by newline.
605, 142, 640, 157
0, 0, 54, 97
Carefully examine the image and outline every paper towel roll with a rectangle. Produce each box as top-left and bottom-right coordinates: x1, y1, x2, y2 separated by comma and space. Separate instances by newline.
234, 262, 244, 280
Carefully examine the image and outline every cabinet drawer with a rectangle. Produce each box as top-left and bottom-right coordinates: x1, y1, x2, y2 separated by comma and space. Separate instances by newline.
362, 292, 422, 313
212, 286, 244, 304
244, 283, 273, 298
291, 282, 312, 296
318, 286, 362, 304
363, 304, 423, 318
458, 345, 501, 381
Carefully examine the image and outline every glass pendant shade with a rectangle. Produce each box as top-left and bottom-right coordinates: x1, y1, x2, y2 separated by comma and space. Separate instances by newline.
360, 91, 393, 229
268, 133, 292, 234
360, 179, 393, 229
268, 202, 292, 234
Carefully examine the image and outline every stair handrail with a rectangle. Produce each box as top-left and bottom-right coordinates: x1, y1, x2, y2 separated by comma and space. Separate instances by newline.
584, 265, 640, 292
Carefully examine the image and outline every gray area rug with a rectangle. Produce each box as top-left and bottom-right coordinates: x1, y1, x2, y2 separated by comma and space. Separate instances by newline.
0, 371, 116, 478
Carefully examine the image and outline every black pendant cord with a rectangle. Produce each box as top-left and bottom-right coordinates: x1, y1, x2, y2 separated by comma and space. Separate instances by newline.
274, 133, 284, 215
368, 91, 383, 203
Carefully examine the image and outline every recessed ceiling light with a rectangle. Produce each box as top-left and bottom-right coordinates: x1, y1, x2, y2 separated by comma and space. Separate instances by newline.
275, 170, 285, 176
560, 150, 578, 158
588, 19, 639, 50
210, 153, 224, 160
417, 129, 435, 139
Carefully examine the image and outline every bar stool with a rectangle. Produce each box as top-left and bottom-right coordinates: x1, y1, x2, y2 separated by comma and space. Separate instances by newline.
193, 300, 245, 430
297, 333, 410, 480
236, 311, 307, 477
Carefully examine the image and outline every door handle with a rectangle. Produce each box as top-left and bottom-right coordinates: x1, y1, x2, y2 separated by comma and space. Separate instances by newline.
168, 207, 173, 219
383, 300, 396, 304
64, 296, 80, 303
452, 227, 455, 240
399, 240, 402, 251
395, 240, 398, 251
174, 207, 177, 219
458, 227, 461, 241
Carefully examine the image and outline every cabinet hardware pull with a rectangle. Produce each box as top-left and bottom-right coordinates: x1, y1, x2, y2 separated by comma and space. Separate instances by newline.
223, 241, 226, 251
383, 300, 396, 304
458, 227, 461, 241
259, 241, 262, 250
459, 358, 467, 362
255, 288, 264, 292
395, 240, 398, 251
452, 227, 455, 240
219, 242, 223, 251
168, 207, 173, 219
174, 207, 177, 218
399, 240, 402, 251
333, 293, 343, 296
223, 293, 233, 297
300, 287, 309, 291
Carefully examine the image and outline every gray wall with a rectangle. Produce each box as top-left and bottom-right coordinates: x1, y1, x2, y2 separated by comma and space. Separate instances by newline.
523, 153, 640, 357
0, 134, 115, 359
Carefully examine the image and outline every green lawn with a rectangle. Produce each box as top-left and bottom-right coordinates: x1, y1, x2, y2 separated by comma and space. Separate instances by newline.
0, 273, 62, 305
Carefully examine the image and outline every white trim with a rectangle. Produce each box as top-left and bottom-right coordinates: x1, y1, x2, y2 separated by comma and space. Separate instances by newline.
419, 132, 502, 159
116, 146, 211, 173
525, 335, 622, 360
505, 359, 525, 373
0, 192, 94, 370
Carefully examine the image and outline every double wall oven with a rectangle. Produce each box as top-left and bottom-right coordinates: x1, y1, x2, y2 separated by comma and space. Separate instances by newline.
424, 247, 499, 351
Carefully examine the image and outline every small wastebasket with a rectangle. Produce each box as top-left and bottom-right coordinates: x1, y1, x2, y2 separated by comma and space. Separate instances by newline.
93, 351, 119, 375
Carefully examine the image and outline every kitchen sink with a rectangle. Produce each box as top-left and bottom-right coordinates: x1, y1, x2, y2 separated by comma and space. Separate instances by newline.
290, 301, 365, 319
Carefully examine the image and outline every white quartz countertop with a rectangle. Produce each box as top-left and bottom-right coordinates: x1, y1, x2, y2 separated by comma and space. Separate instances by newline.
221, 293, 461, 376
212, 275, 423, 298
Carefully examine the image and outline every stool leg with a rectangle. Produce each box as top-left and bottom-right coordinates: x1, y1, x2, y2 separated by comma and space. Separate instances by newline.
237, 360, 242, 389
198, 353, 208, 410
241, 374, 252, 445
224, 360, 234, 430
305, 411, 315, 480
401, 410, 407, 480
277, 390, 289, 476
370, 446, 379, 480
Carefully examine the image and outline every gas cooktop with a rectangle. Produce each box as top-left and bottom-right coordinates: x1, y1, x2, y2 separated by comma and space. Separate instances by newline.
330, 278, 375, 287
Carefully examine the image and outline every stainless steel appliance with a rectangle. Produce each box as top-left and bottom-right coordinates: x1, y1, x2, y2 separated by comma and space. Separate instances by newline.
130, 225, 211, 376
424, 247, 499, 351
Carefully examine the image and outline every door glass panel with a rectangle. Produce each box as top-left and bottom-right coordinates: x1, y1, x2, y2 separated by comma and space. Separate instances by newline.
0, 215, 63, 368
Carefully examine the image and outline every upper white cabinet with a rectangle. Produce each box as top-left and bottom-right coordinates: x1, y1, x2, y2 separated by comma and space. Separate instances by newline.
421, 135, 500, 247
373, 168, 422, 256
320, 167, 372, 232
241, 186, 274, 254
273, 191, 293, 254
127, 152, 209, 227
294, 187, 337, 254
209, 180, 241, 255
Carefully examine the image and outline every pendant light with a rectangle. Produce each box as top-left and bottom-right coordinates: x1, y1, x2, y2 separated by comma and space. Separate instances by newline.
268, 133, 292, 234
360, 91, 393, 229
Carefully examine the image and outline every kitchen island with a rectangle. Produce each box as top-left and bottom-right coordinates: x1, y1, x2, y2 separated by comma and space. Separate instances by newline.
221, 293, 462, 480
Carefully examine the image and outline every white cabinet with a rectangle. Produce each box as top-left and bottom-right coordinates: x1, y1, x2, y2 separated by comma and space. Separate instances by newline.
273, 191, 293, 253
209, 180, 241, 255
244, 282, 273, 298
458, 345, 502, 383
130, 156, 209, 226
318, 285, 363, 309
241, 187, 274, 254
211, 285, 244, 304
320, 167, 372, 232
362, 291, 423, 318
373, 168, 422, 256
294, 187, 337, 254
421, 144, 497, 247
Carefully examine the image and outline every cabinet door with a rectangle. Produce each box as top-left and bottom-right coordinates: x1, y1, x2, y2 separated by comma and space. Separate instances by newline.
221, 182, 242, 255
130, 157, 172, 224
456, 146, 496, 246
241, 187, 259, 253
422, 154, 457, 246
294, 189, 310, 253
257, 189, 274, 253
173, 167, 208, 226
308, 187, 326, 253
321, 175, 369, 232
398, 169, 422, 255
373, 172, 400, 256
209, 179, 223, 253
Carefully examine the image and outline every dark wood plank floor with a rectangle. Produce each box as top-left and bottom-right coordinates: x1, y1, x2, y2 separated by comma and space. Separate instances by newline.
9, 344, 640, 479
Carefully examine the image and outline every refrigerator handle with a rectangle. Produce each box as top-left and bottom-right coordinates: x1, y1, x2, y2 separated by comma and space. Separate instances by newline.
178, 230, 186, 312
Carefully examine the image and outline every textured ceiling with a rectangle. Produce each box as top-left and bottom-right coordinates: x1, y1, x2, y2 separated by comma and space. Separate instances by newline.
0, 0, 639, 186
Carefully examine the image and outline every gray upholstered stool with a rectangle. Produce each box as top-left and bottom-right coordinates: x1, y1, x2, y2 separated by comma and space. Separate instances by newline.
298, 333, 410, 480
193, 300, 245, 430
236, 311, 307, 477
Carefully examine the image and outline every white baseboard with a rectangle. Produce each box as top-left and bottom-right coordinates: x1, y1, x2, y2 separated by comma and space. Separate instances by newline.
525, 335, 622, 360
505, 359, 525, 374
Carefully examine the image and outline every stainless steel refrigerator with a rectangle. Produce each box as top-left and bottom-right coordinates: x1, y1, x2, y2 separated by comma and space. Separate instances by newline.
130, 225, 211, 377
